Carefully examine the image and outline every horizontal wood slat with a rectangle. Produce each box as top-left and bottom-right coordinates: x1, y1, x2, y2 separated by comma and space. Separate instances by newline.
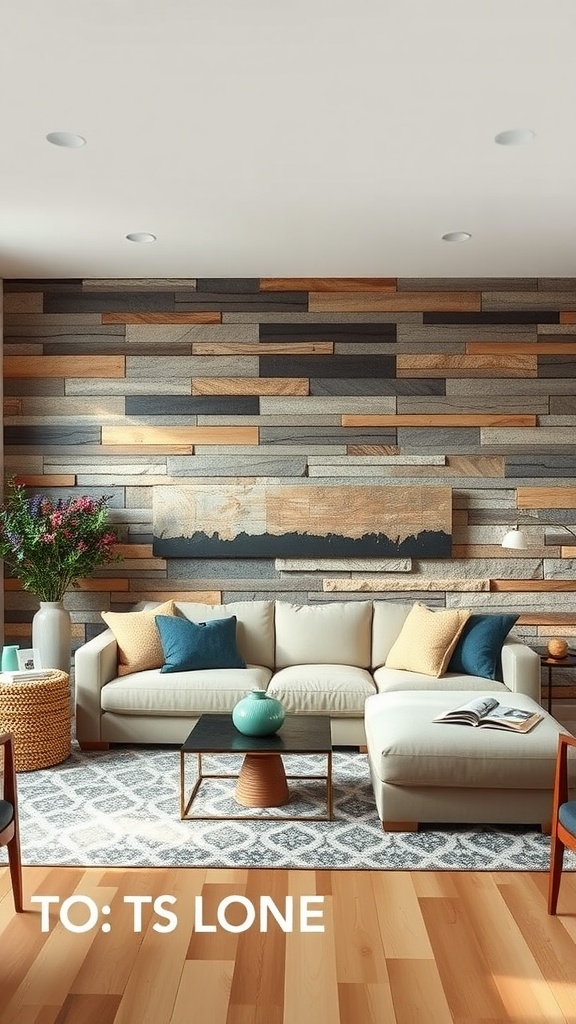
3, 578, 130, 591
491, 580, 576, 592
191, 342, 334, 355
4, 355, 125, 378
559, 312, 576, 323
396, 355, 537, 377
102, 312, 221, 324
517, 487, 576, 508
347, 445, 401, 455
101, 426, 259, 446
341, 414, 536, 427
309, 292, 481, 312
19, 475, 76, 487
467, 341, 576, 354
192, 378, 309, 396
4, 398, 22, 415
518, 613, 576, 624
123, 590, 222, 603
113, 544, 156, 558
260, 278, 397, 292
452, 545, 558, 558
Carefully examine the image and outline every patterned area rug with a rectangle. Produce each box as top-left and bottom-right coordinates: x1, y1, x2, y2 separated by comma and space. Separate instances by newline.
2, 744, 573, 871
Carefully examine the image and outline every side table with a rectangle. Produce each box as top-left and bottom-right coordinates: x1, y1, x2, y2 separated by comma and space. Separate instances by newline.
533, 647, 576, 715
0, 670, 71, 772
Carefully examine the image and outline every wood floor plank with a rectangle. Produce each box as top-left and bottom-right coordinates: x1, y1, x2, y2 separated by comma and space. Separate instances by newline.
386, 959, 455, 1024
338, 981, 398, 1024
371, 872, 434, 959
168, 960, 233, 1024
283, 870, 340, 1024
228, 869, 287, 1022
418, 895, 507, 1019
331, 872, 387, 983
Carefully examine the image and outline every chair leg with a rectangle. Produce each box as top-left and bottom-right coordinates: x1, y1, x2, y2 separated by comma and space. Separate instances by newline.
7, 831, 23, 913
548, 831, 565, 915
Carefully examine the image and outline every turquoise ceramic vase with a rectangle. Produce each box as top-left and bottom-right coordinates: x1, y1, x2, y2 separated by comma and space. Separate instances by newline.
1, 645, 20, 672
232, 688, 285, 737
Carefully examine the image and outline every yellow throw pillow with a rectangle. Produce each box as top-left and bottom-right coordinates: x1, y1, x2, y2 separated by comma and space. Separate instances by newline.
385, 604, 471, 677
101, 601, 177, 675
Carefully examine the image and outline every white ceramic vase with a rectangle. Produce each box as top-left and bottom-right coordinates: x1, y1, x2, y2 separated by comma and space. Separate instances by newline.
32, 601, 72, 674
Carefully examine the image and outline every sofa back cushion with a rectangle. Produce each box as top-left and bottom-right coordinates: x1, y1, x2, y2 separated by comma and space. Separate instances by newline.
174, 600, 274, 668
274, 600, 372, 669
371, 602, 414, 669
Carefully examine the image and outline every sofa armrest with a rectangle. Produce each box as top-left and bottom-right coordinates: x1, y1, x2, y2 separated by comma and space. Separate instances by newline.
500, 636, 541, 701
75, 629, 118, 744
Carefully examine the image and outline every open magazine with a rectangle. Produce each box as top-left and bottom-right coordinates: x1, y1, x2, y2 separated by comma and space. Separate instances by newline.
433, 695, 543, 733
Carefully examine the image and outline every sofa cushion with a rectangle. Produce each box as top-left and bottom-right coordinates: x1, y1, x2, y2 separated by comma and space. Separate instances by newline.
364, 690, 566, 790
447, 614, 519, 680
373, 665, 509, 693
100, 665, 273, 715
101, 600, 177, 676
156, 614, 246, 673
384, 604, 471, 677
267, 664, 376, 716
274, 600, 372, 669
371, 602, 414, 669
174, 600, 274, 668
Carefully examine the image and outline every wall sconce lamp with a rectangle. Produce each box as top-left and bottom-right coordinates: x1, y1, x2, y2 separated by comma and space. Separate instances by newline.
502, 524, 576, 549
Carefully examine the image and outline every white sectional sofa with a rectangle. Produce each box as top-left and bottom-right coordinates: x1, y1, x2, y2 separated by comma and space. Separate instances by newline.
75, 599, 541, 750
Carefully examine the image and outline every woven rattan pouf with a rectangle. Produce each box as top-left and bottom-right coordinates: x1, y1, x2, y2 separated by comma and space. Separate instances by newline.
0, 669, 71, 772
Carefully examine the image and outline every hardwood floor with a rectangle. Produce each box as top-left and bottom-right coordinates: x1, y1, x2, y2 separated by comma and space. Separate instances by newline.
1, 865, 576, 1023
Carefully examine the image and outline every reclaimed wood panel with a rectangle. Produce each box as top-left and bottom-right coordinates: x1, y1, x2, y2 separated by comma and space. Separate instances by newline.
309, 292, 481, 312
341, 414, 536, 427
123, 590, 221, 603
347, 445, 401, 455
102, 312, 220, 324
518, 613, 576, 624
396, 355, 537, 377
19, 474, 76, 487
491, 580, 576, 592
517, 487, 576, 508
467, 341, 576, 354
192, 342, 334, 355
260, 278, 397, 292
2, 291, 43, 312
153, 484, 452, 558
192, 378, 309, 396
101, 426, 258, 446
4, 355, 125, 378
559, 312, 576, 323
3, 398, 22, 415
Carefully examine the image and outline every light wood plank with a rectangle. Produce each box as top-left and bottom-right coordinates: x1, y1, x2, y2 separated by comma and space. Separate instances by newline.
371, 872, 434, 960
491, 580, 576, 592
309, 292, 481, 312
169, 961, 233, 1024
18, 475, 76, 487
342, 414, 536, 427
260, 278, 397, 292
397, 354, 537, 377
386, 959, 455, 1024
4, 356, 125, 378
191, 342, 333, 354
517, 487, 576, 509
101, 426, 258, 446
122, 590, 221, 604
467, 341, 576, 354
102, 312, 220, 324
284, 871, 340, 1024
347, 445, 401, 455
192, 377, 309, 396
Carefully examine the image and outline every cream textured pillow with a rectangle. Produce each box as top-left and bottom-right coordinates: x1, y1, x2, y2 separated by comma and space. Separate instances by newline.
384, 604, 471, 677
101, 601, 177, 675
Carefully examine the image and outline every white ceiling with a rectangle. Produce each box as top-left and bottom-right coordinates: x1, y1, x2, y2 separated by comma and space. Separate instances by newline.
2, 0, 576, 280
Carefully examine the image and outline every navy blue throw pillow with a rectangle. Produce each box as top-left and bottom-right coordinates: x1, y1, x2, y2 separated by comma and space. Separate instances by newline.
447, 614, 518, 680
156, 614, 246, 672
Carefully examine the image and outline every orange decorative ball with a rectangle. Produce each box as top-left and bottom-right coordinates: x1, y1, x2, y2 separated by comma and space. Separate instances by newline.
547, 638, 568, 659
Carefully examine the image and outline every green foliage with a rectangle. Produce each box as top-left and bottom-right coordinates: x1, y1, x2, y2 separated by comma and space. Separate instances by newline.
0, 479, 121, 601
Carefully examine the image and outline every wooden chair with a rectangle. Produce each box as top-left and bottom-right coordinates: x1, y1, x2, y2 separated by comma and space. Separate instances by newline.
548, 732, 576, 914
0, 732, 23, 912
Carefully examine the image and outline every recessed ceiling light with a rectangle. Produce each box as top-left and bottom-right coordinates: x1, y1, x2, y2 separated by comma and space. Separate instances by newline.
494, 129, 535, 146
441, 232, 472, 243
46, 131, 87, 148
125, 232, 157, 243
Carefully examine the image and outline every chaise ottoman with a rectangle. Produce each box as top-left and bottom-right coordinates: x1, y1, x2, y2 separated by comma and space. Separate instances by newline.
364, 690, 576, 831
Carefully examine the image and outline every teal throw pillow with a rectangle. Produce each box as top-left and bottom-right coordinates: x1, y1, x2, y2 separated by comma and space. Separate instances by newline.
447, 614, 518, 680
156, 614, 246, 672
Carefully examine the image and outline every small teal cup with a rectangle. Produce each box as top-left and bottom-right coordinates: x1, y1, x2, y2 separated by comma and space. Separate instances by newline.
1, 645, 20, 672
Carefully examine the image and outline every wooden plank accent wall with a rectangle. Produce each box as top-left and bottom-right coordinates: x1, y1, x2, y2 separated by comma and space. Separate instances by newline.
3, 277, 576, 672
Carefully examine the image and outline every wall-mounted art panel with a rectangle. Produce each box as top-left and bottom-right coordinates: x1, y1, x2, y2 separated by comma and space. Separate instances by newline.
152, 484, 452, 558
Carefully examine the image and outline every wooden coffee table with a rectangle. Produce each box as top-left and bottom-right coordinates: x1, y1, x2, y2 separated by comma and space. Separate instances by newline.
180, 714, 333, 821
